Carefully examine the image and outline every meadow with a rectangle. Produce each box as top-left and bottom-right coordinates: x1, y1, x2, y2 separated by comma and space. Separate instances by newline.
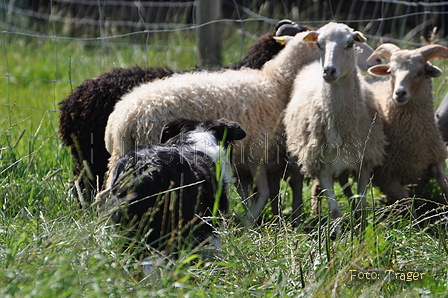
1, 25, 448, 297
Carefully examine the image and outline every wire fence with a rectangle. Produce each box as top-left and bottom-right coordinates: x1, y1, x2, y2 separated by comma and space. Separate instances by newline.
3, 1, 448, 38
1, 0, 448, 143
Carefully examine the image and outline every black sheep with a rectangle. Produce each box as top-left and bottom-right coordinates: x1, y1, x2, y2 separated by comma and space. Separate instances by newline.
59, 66, 175, 204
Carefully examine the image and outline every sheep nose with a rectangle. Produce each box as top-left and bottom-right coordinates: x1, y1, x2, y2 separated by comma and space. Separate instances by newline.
395, 90, 407, 98
323, 67, 336, 76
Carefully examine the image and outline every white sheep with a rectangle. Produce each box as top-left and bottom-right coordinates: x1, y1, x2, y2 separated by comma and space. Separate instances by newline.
284, 22, 387, 219
355, 42, 385, 73
103, 30, 320, 224
367, 43, 448, 204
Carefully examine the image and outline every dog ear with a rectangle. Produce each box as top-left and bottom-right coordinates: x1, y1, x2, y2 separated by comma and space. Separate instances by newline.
160, 123, 180, 143
208, 118, 246, 142
159, 119, 187, 143
160, 118, 203, 143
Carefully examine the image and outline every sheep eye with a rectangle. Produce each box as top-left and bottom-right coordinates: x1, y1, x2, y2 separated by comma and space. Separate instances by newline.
347, 41, 354, 48
417, 70, 424, 77
316, 41, 321, 48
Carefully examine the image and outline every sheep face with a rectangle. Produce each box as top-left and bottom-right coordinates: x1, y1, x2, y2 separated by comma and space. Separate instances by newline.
304, 22, 366, 83
368, 45, 447, 105
390, 53, 441, 105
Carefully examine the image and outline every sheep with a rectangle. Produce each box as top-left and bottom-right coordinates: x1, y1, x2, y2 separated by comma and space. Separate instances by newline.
367, 43, 448, 205
106, 118, 246, 253
355, 42, 385, 74
59, 66, 175, 204
58, 20, 310, 205
103, 30, 321, 225
284, 22, 387, 219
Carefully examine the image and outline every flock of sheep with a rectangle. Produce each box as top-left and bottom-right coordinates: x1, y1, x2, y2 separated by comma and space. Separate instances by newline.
59, 20, 448, 253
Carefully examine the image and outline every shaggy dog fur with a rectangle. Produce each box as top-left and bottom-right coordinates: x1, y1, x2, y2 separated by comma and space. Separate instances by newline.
107, 118, 246, 252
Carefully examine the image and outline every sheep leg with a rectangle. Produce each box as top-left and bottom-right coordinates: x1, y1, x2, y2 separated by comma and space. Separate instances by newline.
311, 173, 353, 216
378, 178, 409, 205
288, 164, 304, 227
317, 170, 341, 219
268, 173, 281, 217
339, 172, 355, 199
412, 176, 430, 198
351, 171, 371, 219
235, 168, 256, 217
248, 164, 271, 223
430, 162, 448, 204
310, 178, 322, 215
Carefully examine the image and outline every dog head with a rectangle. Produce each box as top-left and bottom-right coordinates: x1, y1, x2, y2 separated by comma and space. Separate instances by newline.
159, 118, 246, 148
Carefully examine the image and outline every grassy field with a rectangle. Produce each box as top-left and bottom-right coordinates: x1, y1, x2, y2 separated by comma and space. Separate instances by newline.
2, 26, 448, 297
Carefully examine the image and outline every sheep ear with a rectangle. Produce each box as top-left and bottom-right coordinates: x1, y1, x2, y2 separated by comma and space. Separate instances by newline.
274, 31, 317, 45
425, 62, 442, 78
275, 19, 295, 31
275, 23, 309, 37
368, 64, 391, 76
303, 31, 319, 43
353, 31, 367, 43
274, 35, 294, 45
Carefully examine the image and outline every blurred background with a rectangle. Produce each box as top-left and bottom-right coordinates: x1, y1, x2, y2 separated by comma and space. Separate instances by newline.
2, 0, 448, 66
3, 0, 448, 40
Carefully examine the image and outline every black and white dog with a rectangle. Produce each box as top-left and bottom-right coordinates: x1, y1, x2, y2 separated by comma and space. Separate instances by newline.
107, 118, 246, 252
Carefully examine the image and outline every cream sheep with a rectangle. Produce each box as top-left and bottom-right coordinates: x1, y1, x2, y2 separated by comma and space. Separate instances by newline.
284, 22, 387, 219
367, 43, 448, 204
104, 31, 320, 224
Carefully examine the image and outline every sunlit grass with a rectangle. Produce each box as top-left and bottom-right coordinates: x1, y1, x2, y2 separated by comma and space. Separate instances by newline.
1, 22, 448, 297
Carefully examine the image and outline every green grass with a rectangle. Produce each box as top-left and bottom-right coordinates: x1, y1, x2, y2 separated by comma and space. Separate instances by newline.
2, 24, 448, 297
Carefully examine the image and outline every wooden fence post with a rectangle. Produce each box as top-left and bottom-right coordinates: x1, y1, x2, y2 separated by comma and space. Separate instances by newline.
196, 0, 222, 67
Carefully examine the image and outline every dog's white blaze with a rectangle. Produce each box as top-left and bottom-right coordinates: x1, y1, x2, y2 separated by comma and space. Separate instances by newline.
187, 126, 234, 184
